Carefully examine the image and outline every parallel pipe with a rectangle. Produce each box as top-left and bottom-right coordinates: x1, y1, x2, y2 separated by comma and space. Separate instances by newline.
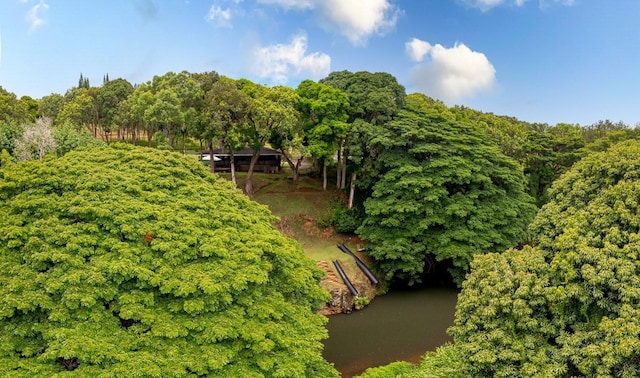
338, 244, 379, 285
332, 259, 359, 297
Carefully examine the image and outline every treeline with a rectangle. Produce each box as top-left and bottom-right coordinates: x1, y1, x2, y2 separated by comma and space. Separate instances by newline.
1, 69, 638, 285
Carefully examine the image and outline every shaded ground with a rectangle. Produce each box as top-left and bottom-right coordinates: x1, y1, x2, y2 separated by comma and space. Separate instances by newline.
220, 171, 379, 300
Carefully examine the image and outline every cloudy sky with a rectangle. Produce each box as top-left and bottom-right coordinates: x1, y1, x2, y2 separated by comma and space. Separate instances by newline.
0, 0, 639, 125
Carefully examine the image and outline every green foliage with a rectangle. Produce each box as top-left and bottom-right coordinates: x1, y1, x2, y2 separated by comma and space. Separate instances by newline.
0, 149, 12, 167
0, 120, 21, 156
354, 296, 370, 310
354, 344, 471, 378
39, 93, 65, 123
520, 126, 586, 207
241, 82, 300, 196
450, 141, 640, 377
410, 344, 471, 378
320, 70, 406, 125
53, 121, 104, 156
327, 199, 362, 234
59, 87, 97, 129
152, 130, 171, 150
96, 78, 134, 136
0, 144, 338, 377
202, 76, 250, 155
358, 93, 536, 285
297, 79, 349, 165
450, 104, 530, 159
356, 361, 414, 378
0, 86, 32, 123
449, 247, 564, 377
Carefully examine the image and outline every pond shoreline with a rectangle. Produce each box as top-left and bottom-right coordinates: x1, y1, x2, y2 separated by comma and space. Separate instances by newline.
322, 286, 459, 377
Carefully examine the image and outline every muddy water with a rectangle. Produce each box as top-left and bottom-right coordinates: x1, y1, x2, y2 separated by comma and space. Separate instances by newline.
322, 287, 459, 378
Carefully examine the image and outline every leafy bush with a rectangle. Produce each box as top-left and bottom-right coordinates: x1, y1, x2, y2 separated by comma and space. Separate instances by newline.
328, 199, 363, 234
354, 296, 370, 310
356, 361, 414, 378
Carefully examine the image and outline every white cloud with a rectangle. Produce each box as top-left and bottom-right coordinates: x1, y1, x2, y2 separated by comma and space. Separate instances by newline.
463, 0, 510, 12
462, 0, 575, 11
406, 40, 496, 103
252, 34, 330, 82
540, 0, 576, 8
405, 38, 432, 62
256, 0, 314, 9
26, 0, 49, 31
256, 0, 400, 45
205, 0, 244, 27
206, 6, 233, 27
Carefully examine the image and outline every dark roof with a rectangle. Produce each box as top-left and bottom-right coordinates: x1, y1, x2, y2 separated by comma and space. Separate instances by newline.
206, 147, 282, 157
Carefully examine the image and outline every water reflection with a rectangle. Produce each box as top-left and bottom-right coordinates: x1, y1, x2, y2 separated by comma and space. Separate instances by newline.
323, 288, 459, 378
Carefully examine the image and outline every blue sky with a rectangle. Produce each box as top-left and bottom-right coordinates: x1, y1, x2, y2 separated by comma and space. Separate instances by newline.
1, 0, 639, 126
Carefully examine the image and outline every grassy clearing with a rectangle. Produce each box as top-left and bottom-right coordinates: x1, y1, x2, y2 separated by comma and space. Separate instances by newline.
217, 169, 387, 299
218, 170, 370, 282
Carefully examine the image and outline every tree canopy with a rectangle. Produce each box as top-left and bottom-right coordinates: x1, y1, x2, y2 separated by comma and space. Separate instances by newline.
357, 94, 536, 285
0, 144, 338, 377
449, 141, 640, 377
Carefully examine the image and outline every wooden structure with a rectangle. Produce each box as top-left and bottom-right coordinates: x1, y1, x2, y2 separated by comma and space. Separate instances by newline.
201, 147, 282, 173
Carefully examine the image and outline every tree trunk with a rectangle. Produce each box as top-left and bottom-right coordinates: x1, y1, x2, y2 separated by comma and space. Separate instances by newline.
341, 154, 347, 189
168, 128, 176, 149
323, 163, 328, 191
147, 129, 153, 147
244, 152, 261, 197
209, 142, 215, 174
336, 147, 342, 188
280, 148, 301, 182
230, 150, 237, 186
348, 172, 356, 209
293, 157, 302, 181
182, 132, 186, 156
340, 144, 348, 189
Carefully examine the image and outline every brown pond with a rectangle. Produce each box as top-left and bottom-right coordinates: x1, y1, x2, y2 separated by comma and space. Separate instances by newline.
322, 287, 459, 378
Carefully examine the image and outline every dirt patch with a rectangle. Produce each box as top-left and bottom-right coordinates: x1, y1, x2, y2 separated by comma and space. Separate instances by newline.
302, 217, 319, 236
320, 226, 335, 238
275, 218, 295, 239
299, 215, 335, 239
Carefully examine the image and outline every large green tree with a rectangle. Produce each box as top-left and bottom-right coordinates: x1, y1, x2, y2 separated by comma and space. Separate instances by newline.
202, 77, 250, 181
0, 144, 338, 377
149, 71, 204, 150
240, 81, 300, 197
58, 88, 98, 136
0, 87, 31, 124
450, 141, 640, 377
39, 93, 65, 124
296, 79, 350, 189
320, 71, 406, 191
0, 121, 22, 156
357, 94, 536, 285
96, 78, 134, 142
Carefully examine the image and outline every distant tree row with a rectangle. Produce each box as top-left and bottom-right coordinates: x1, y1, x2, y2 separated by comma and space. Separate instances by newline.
1, 70, 639, 286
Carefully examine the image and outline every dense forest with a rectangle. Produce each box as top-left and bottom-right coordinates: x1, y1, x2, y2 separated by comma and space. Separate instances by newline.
1, 69, 640, 376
